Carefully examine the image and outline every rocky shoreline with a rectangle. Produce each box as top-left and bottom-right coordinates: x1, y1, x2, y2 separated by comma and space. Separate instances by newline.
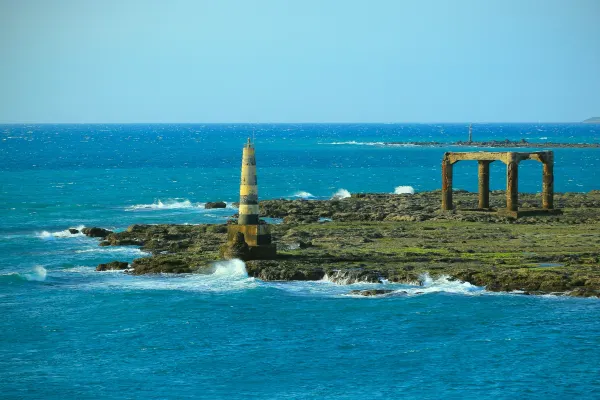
382, 140, 600, 148
82, 190, 600, 297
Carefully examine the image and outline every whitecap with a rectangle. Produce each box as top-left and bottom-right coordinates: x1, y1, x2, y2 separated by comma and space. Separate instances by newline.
331, 188, 351, 199
82, 259, 256, 293
36, 225, 86, 239
393, 185, 415, 194
403, 273, 484, 296
125, 199, 201, 211
23, 266, 47, 281
292, 191, 315, 199
75, 247, 150, 256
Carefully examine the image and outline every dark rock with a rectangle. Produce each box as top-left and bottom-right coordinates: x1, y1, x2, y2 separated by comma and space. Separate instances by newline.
82, 227, 113, 238
325, 269, 381, 284
205, 201, 227, 209
348, 289, 395, 296
96, 261, 129, 271
220, 232, 250, 260
68, 228, 80, 234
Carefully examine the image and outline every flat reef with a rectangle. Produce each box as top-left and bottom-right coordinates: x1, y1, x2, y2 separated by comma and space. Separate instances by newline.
383, 140, 600, 148
93, 190, 600, 297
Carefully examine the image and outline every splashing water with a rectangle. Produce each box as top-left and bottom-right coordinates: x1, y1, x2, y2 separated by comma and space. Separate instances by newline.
125, 199, 200, 211
393, 185, 415, 194
291, 191, 315, 199
36, 225, 86, 239
331, 188, 351, 199
211, 259, 248, 278
24, 266, 47, 281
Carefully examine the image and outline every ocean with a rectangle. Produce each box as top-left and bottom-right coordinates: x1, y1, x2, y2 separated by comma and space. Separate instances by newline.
1, 123, 599, 399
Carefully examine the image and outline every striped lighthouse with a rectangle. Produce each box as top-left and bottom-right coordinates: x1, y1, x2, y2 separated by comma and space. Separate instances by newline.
221, 138, 277, 260
239, 138, 260, 225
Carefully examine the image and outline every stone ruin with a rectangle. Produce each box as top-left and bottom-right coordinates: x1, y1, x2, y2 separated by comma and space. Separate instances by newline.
441, 151, 559, 217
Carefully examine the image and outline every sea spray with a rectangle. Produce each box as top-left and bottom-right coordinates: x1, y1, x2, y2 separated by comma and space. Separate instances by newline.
24, 266, 47, 281
125, 199, 200, 211
412, 273, 483, 295
211, 259, 248, 278
331, 189, 351, 199
393, 186, 415, 195
36, 225, 86, 239
291, 191, 315, 200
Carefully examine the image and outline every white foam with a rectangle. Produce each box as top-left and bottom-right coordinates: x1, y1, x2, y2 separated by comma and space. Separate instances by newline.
125, 199, 202, 211
292, 191, 315, 199
405, 273, 484, 296
323, 141, 417, 147
211, 259, 248, 278
36, 225, 86, 239
75, 247, 150, 256
331, 188, 351, 199
393, 186, 415, 194
327, 141, 384, 146
24, 266, 47, 281
82, 259, 255, 293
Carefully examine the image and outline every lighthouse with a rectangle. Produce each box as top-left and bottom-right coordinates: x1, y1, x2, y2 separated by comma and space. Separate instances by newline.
221, 138, 277, 260
239, 138, 260, 225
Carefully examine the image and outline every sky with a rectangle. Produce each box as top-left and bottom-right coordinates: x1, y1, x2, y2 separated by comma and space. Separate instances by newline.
0, 0, 599, 123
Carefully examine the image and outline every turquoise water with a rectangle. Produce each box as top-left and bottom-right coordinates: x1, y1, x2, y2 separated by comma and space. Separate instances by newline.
1, 124, 599, 399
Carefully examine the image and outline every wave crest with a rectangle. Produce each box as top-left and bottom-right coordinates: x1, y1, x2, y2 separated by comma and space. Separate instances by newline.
125, 199, 200, 211
211, 259, 248, 278
36, 225, 86, 239
393, 186, 415, 195
291, 191, 315, 200
331, 189, 351, 199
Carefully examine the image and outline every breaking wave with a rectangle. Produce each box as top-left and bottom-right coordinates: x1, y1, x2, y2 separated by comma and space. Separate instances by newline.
407, 273, 484, 295
81, 259, 255, 293
393, 185, 415, 194
1, 266, 49, 283
291, 191, 315, 200
326, 141, 385, 146
125, 199, 200, 211
211, 259, 248, 278
125, 199, 235, 211
75, 247, 150, 256
331, 188, 351, 199
25, 266, 48, 281
323, 141, 418, 147
36, 225, 86, 239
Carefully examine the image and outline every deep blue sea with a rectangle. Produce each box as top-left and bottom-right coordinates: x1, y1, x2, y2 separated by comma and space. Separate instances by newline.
1, 123, 599, 399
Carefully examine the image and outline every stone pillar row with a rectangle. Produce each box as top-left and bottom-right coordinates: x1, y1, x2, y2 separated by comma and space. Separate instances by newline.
441, 151, 554, 213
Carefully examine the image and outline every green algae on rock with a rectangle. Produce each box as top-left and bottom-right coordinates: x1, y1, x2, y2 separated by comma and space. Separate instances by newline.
92, 190, 600, 297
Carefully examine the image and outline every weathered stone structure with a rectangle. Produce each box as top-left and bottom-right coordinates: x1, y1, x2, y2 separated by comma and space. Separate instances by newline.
220, 139, 277, 260
441, 151, 557, 217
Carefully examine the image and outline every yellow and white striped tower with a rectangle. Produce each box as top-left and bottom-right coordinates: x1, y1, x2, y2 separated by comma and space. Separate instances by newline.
222, 138, 276, 260
239, 138, 259, 225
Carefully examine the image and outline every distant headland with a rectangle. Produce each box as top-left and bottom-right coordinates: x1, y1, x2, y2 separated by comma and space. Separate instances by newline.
583, 117, 600, 124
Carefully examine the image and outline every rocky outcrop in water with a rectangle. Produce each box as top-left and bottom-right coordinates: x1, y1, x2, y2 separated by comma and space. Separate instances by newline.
205, 201, 227, 209
82, 227, 113, 238
87, 190, 600, 297
348, 289, 396, 296
96, 261, 129, 271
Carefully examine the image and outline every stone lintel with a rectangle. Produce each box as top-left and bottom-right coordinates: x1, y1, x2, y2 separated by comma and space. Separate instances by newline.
444, 151, 553, 165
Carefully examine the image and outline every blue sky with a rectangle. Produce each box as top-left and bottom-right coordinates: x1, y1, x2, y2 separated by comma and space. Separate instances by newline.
1, 0, 599, 123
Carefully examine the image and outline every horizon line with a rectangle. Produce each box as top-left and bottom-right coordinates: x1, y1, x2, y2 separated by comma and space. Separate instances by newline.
0, 121, 594, 125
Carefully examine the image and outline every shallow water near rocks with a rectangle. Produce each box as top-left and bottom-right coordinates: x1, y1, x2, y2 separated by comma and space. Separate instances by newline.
1, 123, 600, 399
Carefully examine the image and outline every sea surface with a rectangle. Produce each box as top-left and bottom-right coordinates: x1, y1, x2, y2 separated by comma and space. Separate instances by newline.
1, 123, 599, 399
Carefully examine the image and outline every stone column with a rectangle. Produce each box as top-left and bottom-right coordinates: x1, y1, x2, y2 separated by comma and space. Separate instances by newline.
441, 159, 453, 211
506, 153, 519, 212
478, 161, 491, 209
542, 152, 554, 209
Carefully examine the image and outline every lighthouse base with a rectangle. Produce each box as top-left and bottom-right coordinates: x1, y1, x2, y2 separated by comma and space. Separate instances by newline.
220, 224, 277, 261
